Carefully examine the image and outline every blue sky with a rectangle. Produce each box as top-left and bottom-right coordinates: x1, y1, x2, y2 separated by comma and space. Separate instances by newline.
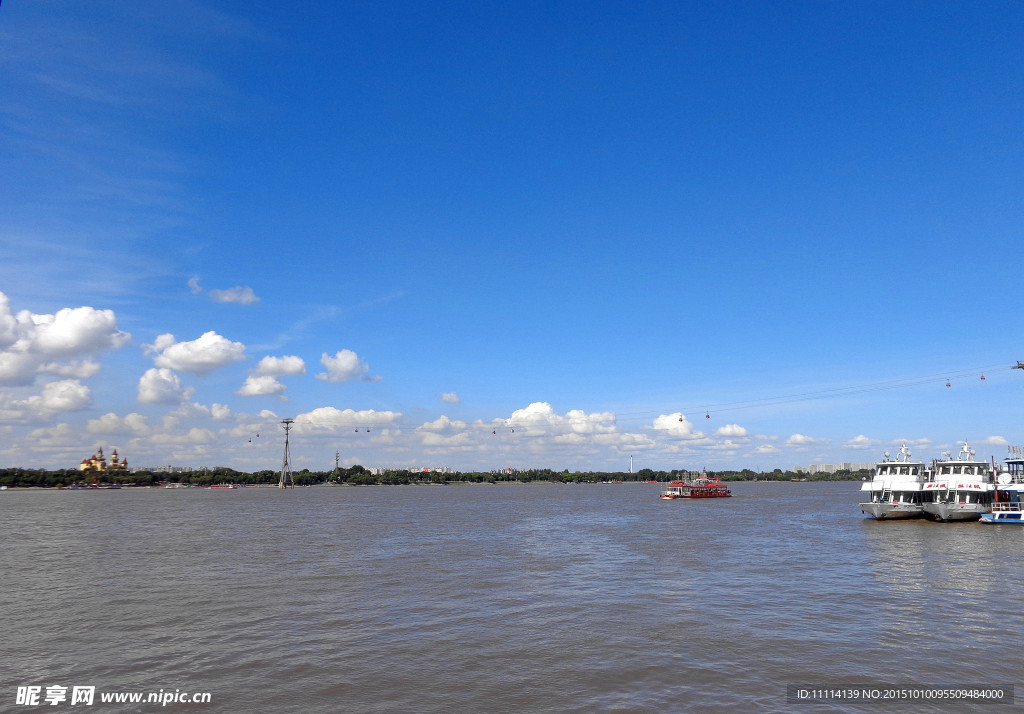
1, 0, 1022, 472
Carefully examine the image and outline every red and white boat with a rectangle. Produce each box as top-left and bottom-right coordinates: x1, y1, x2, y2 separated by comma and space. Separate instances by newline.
660, 469, 731, 499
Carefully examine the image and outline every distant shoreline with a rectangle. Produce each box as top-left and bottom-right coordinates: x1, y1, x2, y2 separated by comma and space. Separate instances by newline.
0, 477, 864, 491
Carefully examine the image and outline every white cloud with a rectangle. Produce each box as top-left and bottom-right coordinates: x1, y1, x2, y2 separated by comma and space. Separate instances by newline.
651, 413, 703, 439
786, 433, 822, 446
316, 349, 375, 383
418, 415, 467, 432
0, 293, 130, 385
148, 331, 246, 375
253, 355, 306, 376
16, 380, 93, 416
503, 402, 617, 436
188, 278, 259, 305
210, 403, 231, 420
715, 424, 747, 437
439, 391, 460, 404
208, 286, 260, 305
238, 355, 305, 399
0, 351, 38, 385
237, 375, 286, 398
421, 431, 473, 447
294, 406, 401, 431
149, 428, 216, 444
138, 367, 194, 404
0, 293, 19, 348
27, 305, 130, 357
37, 360, 102, 379
755, 444, 781, 455
846, 434, 874, 449
87, 412, 150, 435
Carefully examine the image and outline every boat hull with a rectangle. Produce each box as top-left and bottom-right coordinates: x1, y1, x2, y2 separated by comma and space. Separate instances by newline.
922, 503, 987, 522
860, 502, 923, 520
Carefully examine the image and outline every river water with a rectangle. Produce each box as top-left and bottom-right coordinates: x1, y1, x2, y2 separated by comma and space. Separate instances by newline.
2, 482, 1020, 712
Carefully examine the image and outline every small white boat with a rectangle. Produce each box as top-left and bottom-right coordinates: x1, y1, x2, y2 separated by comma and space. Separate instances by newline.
980, 502, 1024, 524
981, 450, 1024, 524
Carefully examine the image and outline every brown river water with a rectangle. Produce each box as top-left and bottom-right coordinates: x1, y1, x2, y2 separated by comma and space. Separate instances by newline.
2, 482, 1020, 712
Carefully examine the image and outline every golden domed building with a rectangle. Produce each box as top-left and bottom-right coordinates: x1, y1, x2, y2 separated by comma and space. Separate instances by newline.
79, 447, 129, 473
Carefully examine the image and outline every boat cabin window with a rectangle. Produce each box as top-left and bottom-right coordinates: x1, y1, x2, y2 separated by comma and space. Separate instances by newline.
910, 467, 918, 476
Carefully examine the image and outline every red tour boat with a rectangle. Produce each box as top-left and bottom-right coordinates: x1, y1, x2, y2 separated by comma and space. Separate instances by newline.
660, 469, 731, 499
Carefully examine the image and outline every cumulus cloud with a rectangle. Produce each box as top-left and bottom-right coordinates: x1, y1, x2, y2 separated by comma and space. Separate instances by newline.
316, 349, 377, 383
237, 375, 287, 398
209, 286, 260, 305
149, 428, 216, 444
439, 392, 461, 404
0, 292, 130, 385
714, 424, 747, 437
37, 360, 102, 379
418, 415, 467, 432
28, 306, 130, 357
846, 434, 874, 449
87, 412, 150, 435
294, 406, 401, 431
983, 435, 1008, 446
0, 293, 18, 348
755, 444, 781, 454
253, 355, 306, 376
138, 367, 194, 404
504, 402, 617, 436
147, 331, 246, 375
421, 431, 472, 447
211, 403, 232, 420
651, 413, 703, 439
236, 355, 305, 399
15, 380, 93, 416
0, 351, 38, 385
786, 433, 823, 446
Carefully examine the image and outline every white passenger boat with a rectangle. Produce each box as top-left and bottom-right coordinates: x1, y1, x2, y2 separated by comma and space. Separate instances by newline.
860, 443, 930, 519
981, 450, 1024, 524
922, 442, 995, 522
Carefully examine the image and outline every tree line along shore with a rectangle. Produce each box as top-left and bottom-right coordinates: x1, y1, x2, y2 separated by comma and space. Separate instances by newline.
0, 466, 870, 489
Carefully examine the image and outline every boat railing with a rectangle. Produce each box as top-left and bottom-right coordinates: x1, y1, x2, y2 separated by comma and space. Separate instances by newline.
990, 502, 1023, 512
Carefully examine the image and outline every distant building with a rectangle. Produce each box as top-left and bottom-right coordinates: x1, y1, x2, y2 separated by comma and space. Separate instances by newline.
79, 447, 129, 473
796, 462, 873, 474
368, 466, 453, 475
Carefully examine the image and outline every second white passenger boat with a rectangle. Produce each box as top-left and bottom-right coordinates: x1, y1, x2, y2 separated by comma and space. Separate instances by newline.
922, 442, 995, 522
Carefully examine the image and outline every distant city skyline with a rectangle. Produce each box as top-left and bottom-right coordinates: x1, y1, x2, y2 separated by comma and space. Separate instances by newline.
2, 2, 1022, 471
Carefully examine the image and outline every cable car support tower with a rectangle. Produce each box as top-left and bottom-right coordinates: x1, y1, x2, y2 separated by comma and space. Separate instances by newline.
279, 418, 295, 488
